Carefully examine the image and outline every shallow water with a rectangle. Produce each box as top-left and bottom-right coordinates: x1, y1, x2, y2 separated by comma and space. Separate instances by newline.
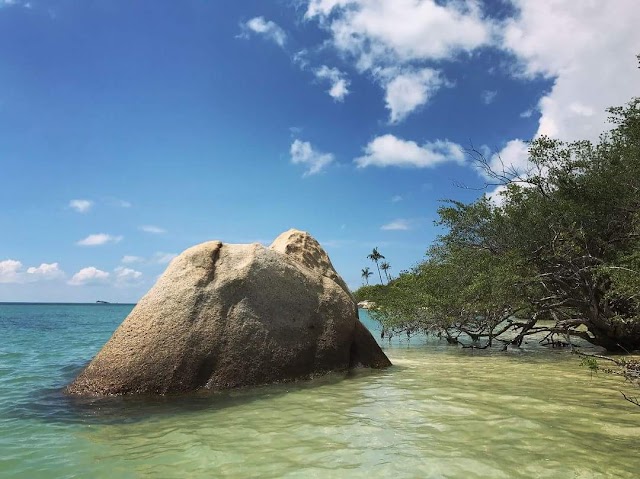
0, 304, 638, 478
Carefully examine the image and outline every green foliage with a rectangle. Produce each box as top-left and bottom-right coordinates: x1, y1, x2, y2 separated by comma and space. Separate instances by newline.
580, 357, 600, 377
367, 247, 386, 284
371, 96, 640, 352
380, 261, 391, 281
353, 284, 387, 303
361, 267, 373, 285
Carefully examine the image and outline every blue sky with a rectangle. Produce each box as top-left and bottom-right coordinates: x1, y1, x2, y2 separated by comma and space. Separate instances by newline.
1, 0, 638, 302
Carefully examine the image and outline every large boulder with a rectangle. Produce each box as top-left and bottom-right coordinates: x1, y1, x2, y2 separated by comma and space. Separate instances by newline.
67, 229, 391, 396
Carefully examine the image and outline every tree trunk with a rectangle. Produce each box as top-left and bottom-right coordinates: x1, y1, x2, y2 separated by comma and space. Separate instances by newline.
586, 322, 640, 353
375, 261, 384, 285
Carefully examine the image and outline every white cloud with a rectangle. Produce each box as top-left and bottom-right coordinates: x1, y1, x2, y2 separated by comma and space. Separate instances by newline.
303, 0, 490, 119
68, 267, 110, 286
302, 0, 639, 163
0, 0, 30, 7
153, 252, 178, 265
76, 233, 123, 246
139, 225, 166, 234
121, 255, 144, 264
0, 259, 22, 283
381, 219, 411, 231
114, 266, 143, 286
69, 199, 93, 213
391, 195, 403, 203
520, 108, 534, 118
26, 262, 64, 281
306, 0, 493, 70
503, 0, 640, 142
482, 140, 535, 205
305, 0, 349, 18
487, 139, 531, 179
293, 49, 310, 69
290, 139, 335, 176
486, 184, 510, 207
381, 68, 444, 123
0, 260, 65, 283
481, 90, 497, 105
241, 16, 287, 48
302, 0, 493, 119
314, 65, 350, 101
355, 134, 465, 169
303, 0, 639, 147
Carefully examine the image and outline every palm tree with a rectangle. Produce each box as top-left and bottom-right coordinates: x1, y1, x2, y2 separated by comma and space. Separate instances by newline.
361, 267, 373, 285
367, 247, 385, 284
380, 261, 391, 282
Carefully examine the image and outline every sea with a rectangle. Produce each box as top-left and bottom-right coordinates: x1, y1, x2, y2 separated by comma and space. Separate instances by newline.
1, 303, 639, 478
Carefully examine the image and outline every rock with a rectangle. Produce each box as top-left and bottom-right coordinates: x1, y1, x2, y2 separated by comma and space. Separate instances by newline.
357, 300, 376, 310
67, 229, 391, 396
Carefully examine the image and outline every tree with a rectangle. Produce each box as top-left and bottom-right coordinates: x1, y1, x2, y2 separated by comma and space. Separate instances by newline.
361, 267, 373, 285
380, 261, 392, 282
368, 96, 640, 353
367, 247, 386, 284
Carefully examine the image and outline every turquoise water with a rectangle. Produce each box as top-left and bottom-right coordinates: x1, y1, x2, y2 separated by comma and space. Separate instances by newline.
1, 303, 639, 478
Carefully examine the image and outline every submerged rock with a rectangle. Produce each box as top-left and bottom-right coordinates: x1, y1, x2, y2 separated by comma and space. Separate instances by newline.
67, 229, 391, 396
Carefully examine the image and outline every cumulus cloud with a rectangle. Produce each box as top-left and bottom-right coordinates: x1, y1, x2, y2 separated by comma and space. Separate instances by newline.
69, 199, 93, 213
503, 0, 640, 142
381, 68, 444, 123
305, 0, 349, 18
139, 225, 166, 234
68, 267, 110, 286
0, 259, 23, 283
303, 1, 639, 141
314, 65, 350, 101
486, 139, 531, 178
302, 0, 492, 117
240, 16, 287, 47
305, 0, 493, 70
460, 2, 640, 202
114, 266, 143, 286
481, 139, 536, 204
381, 219, 411, 231
355, 134, 465, 169
290, 139, 335, 176
76, 233, 123, 246
26, 262, 65, 281
0, 260, 65, 283
301, 0, 639, 159
486, 184, 510, 207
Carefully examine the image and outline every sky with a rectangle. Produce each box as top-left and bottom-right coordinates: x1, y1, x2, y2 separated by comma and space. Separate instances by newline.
0, 0, 639, 302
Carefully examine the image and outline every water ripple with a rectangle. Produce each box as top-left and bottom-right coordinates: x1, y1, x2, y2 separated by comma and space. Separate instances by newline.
1, 305, 640, 478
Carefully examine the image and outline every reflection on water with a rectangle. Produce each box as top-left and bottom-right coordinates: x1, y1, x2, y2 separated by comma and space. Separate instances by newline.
1, 305, 639, 478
